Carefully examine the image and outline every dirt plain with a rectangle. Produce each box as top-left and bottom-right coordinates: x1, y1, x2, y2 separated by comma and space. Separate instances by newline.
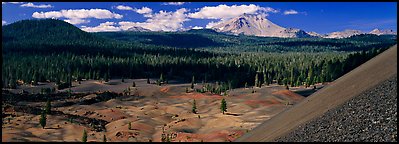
2, 77, 318, 142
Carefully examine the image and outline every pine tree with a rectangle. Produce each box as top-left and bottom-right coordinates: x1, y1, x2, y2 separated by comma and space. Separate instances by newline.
254, 73, 259, 88
220, 98, 227, 114
132, 81, 136, 87
45, 100, 51, 114
192, 99, 197, 114
191, 75, 195, 89
244, 82, 248, 88
147, 78, 150, 84
159, 73, 164, 83
103, 134, 107, 142
186, 87, 189, 93
82, 129, 87, 142
39, 110, 46, 129
121, 77, 124, 82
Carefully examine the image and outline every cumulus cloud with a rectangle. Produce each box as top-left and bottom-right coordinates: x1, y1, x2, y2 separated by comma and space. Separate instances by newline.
21, 2, 53, 8
188, 4, 278, 20
115, 6, 152, 17
191, 26, 203, 29
83, 8, 189, 32
135, 7, 152, 14
162, 2, 185, 6
2, 20, 6, 26
120, 8, 188, 31
64, 19, 89, 25
81, 21, 121, 32
116, 5, 133, 10
206, 21, 224, 29
283, 10, 298, 15
32, 9, 123, 24
3, 2, 24, 5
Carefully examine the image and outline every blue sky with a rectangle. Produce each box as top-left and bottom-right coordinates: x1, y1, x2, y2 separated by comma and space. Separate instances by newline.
2, 2, 397, 34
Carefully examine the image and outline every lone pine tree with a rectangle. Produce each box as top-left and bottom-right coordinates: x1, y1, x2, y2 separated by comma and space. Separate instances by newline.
191, 75, 195, 89
45, 100, 51, 114
39, 110, 46, 129
82, 129, 87, 142
103, 134, 107, 142
221, 98, 227, 114
192, 99, 197, 114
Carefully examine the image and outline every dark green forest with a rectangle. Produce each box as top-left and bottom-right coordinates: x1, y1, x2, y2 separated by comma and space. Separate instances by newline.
2, 19, 396, 91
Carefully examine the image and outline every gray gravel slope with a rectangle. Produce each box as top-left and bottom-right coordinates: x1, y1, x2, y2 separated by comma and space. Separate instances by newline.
276, 75, 397, 142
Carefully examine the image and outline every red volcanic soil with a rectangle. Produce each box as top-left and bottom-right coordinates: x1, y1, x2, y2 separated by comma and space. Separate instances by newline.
94, 109, 130, 122
244, 98, 281, 107
272, 90, 304, 101
172, 130, 245, 142
160, 87, 170, 93
169, 93, 223, 99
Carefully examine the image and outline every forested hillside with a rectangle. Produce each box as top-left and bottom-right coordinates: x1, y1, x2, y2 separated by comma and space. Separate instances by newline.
2, 19, 396, 91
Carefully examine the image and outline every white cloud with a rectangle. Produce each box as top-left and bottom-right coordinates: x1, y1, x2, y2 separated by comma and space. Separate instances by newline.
21, 2, 53, 8
188, 4, 278, 20
82, 8, 189, 32
206, 20, 224, 29
192, 26, 203, 29
283, 10, 298, 15
9, 2, 23, 4
81, 21, 121, 32
2, 20, 6, 26
121, 8, 188, 31
116, 5, 133, 11
64, 19, 89, 25
3, 2, 24, 5
162, 2, 185, 6
115, 6, 152, 17
134, 7, 152, 15
32, 9, 123, 24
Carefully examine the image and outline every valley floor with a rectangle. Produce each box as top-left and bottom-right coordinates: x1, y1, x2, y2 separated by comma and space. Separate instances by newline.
2, 78, 320, 142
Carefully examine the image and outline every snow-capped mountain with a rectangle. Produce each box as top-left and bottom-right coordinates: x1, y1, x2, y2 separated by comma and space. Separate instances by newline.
211, 13, 313, 38
369, 29, 397, 35
323, 29, 364, 39
126, 26, 151, 32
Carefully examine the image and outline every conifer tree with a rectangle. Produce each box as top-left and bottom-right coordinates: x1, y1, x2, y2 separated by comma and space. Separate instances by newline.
191, 75, 195, 89
82, 129, 87, 142
192, 99, 197, 114
39, 110, 46, 129
103, 134, 107, 142
220, 98, 227, 114
45, 100, 51, 114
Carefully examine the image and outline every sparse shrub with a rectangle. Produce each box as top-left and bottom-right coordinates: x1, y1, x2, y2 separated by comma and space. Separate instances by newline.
128, 122, 132, 130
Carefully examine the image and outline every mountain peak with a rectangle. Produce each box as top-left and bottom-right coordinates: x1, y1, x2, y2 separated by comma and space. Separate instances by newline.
369, 28, 396, 35
211, 13, 312, 38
